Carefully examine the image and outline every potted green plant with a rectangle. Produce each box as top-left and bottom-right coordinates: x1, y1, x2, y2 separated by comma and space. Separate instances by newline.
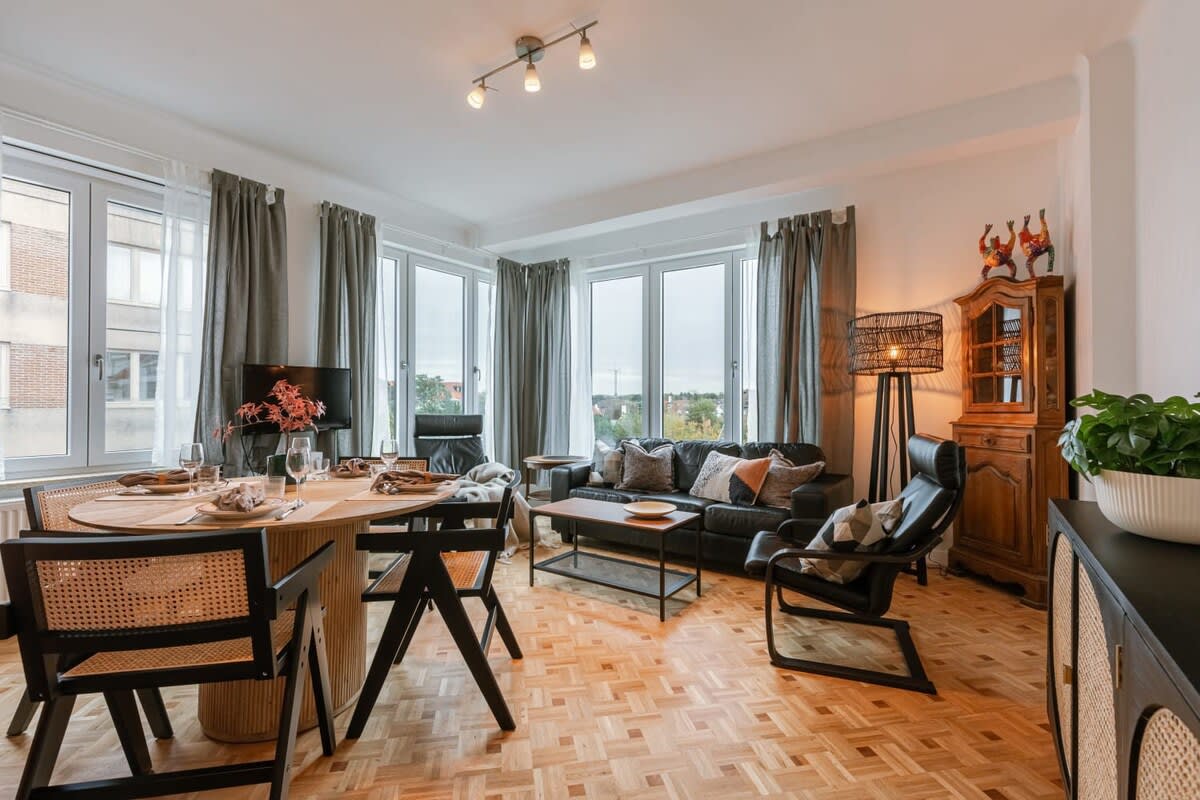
1058, 390, 1200, 543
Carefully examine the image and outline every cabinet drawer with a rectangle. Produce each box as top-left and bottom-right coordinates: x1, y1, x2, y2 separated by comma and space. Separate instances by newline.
956, 427, 1031, 453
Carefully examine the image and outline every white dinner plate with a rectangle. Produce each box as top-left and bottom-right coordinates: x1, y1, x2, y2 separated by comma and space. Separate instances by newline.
194, 498, 288, 520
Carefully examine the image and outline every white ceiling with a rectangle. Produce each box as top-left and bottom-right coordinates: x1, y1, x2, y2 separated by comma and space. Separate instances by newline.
0, 0, 1141, 230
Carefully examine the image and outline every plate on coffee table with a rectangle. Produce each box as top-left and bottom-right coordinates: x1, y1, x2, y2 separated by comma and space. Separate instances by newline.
623, 501, 677, 520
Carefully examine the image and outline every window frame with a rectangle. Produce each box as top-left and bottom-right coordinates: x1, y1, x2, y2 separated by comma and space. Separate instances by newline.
0, 219, 11, 291
1, 148, 166, 478
377, 247, 495, 454
0, 340, 10, 410
586, 249, 743, 443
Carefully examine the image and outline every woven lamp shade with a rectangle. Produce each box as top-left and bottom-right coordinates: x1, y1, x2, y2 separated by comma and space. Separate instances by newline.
848, 311, 943, 375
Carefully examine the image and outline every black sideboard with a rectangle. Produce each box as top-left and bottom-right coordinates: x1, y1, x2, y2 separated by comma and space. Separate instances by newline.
1047, 499, 1200, 799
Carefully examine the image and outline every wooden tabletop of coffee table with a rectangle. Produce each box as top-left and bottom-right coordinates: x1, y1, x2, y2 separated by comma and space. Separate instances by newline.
530, 497, 699, 533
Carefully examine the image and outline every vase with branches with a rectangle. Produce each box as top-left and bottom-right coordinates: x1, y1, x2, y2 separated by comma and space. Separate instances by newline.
214, 379, 326, 474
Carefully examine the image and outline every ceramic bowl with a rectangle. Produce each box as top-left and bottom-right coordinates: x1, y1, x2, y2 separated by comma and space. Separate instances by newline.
623, 501, 677, 519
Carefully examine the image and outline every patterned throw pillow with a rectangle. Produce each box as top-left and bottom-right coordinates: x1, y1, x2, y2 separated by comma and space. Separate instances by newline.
689, 451, 772, 505
616, 443, 674, 492
757, 449, 825, 509
800, 499, 904, 584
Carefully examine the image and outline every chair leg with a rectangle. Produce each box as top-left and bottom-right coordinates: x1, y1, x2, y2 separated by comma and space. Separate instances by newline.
135, 687, 173, 740
766, 584, 936, 695
15, 694, 75, 800
484, 588, 523, 660
347, 574, 426, 740
307, 601, 336, 757
7, 689, 39, 737
104, 690, 152, 776
270, 598, 313, 800
427, 561, 515, 731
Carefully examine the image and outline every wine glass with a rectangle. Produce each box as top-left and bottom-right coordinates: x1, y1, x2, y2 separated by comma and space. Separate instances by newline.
380, 439, 399, 470
179, 443, 204, 496
285, 444, 312, 507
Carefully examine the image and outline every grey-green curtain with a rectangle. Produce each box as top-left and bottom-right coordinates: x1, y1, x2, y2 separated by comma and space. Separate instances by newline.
194, 170, 288, 473
317, 201, 377, 461
755, 207, 856, 474
493, 257, 571, 471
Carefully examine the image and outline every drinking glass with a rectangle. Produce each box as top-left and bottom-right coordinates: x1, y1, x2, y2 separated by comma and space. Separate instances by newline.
179, 443, 204, 496
310, 452, 326, 480
380, 439, 399, 470
285, 444, 312, 507
197, 465, 221, 491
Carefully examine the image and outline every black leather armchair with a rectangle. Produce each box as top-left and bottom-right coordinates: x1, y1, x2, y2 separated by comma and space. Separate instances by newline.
744, 434, 967, 694
412, 414, 488, 475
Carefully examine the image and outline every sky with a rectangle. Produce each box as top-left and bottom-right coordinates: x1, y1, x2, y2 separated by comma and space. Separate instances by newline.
591, 263, 727, 396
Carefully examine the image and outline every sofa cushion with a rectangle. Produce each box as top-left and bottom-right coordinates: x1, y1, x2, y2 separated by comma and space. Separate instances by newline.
690, 451, 771, 504
594, 440, 624, 485
741, 442, 825, 467
634, 491, 714, 515
758, 450, 825, 509
705, 503, 789, 539
673, 440, 741, 491
744, 531, 873, 613
616, 443, 674, 492
569, 486, 638, 504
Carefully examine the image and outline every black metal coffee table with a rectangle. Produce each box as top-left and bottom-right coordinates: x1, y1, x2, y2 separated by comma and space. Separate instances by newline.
528, 497, 702, 621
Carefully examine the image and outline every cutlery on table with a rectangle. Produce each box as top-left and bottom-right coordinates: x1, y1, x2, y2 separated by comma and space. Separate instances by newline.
276, 503, 300, 520
175, 510, 205, 526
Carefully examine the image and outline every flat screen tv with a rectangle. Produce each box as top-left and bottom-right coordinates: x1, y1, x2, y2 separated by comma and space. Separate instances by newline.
241, 364, 352, 433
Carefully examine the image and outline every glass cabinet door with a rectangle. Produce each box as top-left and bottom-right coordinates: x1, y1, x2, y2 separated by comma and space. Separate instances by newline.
967, 300, 1031, 410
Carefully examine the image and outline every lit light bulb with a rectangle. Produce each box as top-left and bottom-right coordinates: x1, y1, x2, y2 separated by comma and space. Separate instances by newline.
466, 83, 486, 109
888, 345, 902, 361
524, 61, 541, 92
578, 33, 596, 69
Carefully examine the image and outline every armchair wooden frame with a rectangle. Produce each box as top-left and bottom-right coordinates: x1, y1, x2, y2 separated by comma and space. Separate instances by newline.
1, 530, 336, 800
761, 444, 966, 696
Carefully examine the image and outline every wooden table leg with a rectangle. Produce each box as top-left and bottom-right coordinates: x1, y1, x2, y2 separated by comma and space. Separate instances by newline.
198, 520, 368, 743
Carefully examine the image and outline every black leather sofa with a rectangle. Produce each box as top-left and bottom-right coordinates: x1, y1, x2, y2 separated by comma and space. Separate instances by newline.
549, 438, 853, 571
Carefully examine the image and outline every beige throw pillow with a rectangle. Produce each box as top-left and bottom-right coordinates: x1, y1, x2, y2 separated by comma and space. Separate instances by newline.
616, 442, 674, 492
757, 449, 825, 508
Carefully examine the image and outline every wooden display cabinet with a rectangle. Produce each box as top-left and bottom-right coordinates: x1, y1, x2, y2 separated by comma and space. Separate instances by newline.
949, 275, 1067, 607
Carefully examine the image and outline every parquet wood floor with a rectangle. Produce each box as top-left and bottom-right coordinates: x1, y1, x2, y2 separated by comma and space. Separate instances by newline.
0, 543, 1060, 799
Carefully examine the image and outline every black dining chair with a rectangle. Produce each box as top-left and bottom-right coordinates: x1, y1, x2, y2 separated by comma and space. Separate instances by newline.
9, 479, 174, 741
346, 486, 521, 738
745, 435, 967, 694
2, 529, 336, 800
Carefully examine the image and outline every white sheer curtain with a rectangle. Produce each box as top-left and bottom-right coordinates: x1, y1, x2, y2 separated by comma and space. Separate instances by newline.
0, 117, 6, 480
152, 161, 209, 465
568, 262, 594, 459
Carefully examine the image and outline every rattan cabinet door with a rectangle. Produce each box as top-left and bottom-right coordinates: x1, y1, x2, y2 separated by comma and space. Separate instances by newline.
1076, 562, 1120, 800
1049, 531, 1075, 788
1123, 621, 1200, 800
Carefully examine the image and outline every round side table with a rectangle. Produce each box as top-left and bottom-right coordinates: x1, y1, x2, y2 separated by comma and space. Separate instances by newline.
523, 454, 589, 501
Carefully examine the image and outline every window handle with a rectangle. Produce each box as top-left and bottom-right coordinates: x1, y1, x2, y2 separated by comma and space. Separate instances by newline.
94, 353, 105, 381
399, 359, 409, 371
473, 366, 481, 378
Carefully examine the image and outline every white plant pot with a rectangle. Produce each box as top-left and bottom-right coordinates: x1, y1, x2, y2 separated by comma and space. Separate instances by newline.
1093, 469, 1200, 544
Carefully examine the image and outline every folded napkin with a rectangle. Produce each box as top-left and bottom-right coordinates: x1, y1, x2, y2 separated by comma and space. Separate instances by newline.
370, 469, 456, 495
214, 482, 266, 512
118, 469, 191, 488
333, 458, 372, 477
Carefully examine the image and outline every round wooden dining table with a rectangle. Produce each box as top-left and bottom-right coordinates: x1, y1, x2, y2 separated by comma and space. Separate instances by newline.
69, 476, 455, 743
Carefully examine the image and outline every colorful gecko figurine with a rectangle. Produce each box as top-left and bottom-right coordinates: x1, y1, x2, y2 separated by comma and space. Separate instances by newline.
979, 220, 1018, 280
1019, 208, 1055, 276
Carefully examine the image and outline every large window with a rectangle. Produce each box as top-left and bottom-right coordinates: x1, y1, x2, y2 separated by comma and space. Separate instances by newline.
590, 275, 644, 445
588, 253, 740, 444
376, 251, 494, 454
0, 341, 9, 409
0, 149, 177, 476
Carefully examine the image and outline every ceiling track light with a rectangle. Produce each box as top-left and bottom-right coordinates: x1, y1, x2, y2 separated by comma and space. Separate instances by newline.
467, 20, 597, 108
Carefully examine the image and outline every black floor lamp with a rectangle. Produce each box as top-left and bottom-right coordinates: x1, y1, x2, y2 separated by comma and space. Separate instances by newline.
848, 311, 944, 583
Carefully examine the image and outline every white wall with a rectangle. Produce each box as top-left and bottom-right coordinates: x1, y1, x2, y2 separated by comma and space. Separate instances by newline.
0, 57, 485, 364
1132, 0, 1200, 398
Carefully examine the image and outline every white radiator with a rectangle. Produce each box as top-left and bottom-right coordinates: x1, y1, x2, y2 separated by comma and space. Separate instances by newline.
0, 500, 28, 602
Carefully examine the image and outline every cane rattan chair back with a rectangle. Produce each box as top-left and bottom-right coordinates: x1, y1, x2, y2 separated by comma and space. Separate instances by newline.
337, 456, 429, 472
23, 478, 126, 532
3, 530, 277, 700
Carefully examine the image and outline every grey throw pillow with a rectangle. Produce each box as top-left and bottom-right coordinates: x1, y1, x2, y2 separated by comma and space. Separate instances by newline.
757, 449, 825, 508
800, 499, 904, 584
616, 442, 674, 492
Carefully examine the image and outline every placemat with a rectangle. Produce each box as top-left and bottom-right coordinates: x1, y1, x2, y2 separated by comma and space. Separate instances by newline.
137, 500, 336, 528
342, 487, 452, 502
